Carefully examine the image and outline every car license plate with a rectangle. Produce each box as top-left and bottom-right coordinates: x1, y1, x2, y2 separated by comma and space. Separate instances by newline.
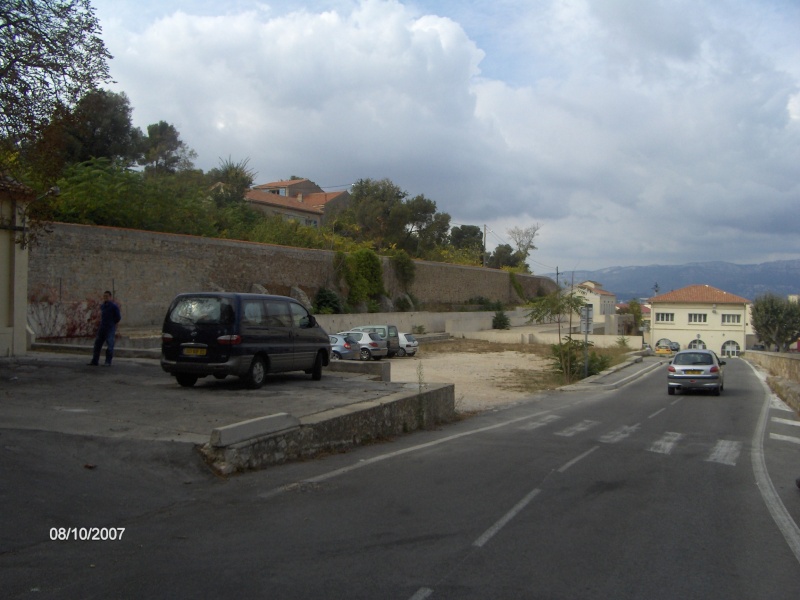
685, 369, 702, 375
182, 347, 207, 356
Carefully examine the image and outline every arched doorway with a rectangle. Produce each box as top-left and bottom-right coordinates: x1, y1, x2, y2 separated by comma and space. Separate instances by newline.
721, 340, 740, 357
688, 339, 706, 349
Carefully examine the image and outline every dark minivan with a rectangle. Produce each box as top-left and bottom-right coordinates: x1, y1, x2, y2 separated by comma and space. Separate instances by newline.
161, 293, 331, 388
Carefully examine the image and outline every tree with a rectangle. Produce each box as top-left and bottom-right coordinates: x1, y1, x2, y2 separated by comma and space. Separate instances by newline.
138, 121, 197, 175
751, 294, 800, 352
618, 298, 643, 332
508, 224, 540, 270
27, 90, 143, 180
487, 243, 523, 269
450, 224, 483, 251
1, 0, 112, 177
206, 157, 256, 206
525, 288, 586, 382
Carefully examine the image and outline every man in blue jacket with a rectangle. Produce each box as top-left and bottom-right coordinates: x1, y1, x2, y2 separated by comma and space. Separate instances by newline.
88, 290, 122, 366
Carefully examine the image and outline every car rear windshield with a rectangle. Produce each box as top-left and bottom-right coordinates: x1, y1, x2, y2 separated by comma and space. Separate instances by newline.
168, 297, 234, 325
673, 353, 713, 365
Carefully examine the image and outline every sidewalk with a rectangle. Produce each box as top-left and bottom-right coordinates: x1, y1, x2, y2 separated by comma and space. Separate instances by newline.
566, 355, 668, 391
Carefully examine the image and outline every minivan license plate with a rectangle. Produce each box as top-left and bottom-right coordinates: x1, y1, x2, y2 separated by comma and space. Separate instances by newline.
183, 347, 207, 356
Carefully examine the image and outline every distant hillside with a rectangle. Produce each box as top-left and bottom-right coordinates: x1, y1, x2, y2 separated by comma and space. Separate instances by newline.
543, 260, 800, 302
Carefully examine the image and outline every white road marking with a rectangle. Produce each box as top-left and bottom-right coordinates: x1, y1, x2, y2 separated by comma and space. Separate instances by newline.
648, 432, 683, 454
771, 417, 800, 427
473, 488, 541, 548
409, 588, 433, 600
706, 440, 742, 466
555, 420, 600, 437
770, 433, 800, 445
518, 414, 562, 431
745, 360, 800, 564
599, 424, 641, 444
648, 408, 666, 419
557, 446, 600, 473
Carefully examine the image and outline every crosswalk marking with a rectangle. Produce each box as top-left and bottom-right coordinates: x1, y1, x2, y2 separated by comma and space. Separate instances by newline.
706, 440, 742, 466
648, 432, 684, 454
555, 420, 600, 437
771, 417, 800, 427
519, 415, 562, 431
770, 433, 800, 445
599, 424, 641, 443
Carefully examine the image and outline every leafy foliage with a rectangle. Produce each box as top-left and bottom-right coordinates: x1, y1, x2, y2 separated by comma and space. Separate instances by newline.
492, 310, 511, 330
549, 337, 610, 382
390, 250, 416, 291
751, 293, 800, 351
1, 0, 112, 177
313, 288, 342, 315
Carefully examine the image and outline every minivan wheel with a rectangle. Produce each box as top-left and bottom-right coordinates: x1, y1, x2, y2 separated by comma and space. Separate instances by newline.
311, 352, 323, 381
176, 374, 197, 388
396, 348, 406, 357
360, 348, 371, 361
245, 357, 267, 389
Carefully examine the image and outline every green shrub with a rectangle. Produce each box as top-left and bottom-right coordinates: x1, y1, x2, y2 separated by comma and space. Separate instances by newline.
314, 288, 342, 314
493, 310, 511, 330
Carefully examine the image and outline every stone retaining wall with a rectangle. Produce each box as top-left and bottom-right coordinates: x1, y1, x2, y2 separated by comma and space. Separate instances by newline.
27, 223, 557, 329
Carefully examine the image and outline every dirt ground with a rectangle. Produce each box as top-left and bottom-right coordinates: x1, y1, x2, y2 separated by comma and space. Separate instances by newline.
389, 338, 556, 412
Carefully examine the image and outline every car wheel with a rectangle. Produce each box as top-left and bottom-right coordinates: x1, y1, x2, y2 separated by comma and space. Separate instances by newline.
713, 386, 721, 396
331, 351, 341, 361
245, 356, 267, 389
176, 374, 197, 388
311, 352, 323, 381
360, 348, 371, 361
667, 387, 675, 395
396, 348, 406, 357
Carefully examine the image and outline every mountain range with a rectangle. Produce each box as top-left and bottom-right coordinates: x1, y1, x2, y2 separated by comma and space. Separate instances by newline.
542, 259, 800, 303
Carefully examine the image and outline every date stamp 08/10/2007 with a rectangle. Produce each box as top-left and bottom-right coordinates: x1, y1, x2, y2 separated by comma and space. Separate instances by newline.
49, 527, 125, 541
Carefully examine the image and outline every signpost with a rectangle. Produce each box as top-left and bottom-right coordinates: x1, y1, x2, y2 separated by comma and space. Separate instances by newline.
581, 305, 593, 378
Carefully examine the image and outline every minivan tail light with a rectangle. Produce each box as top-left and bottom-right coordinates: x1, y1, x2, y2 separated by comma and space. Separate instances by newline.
162, 333, 173, 343
217, 334, 242, 345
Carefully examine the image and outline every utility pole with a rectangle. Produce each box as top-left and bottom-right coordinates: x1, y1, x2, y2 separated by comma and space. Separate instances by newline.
483, 224, 487, 267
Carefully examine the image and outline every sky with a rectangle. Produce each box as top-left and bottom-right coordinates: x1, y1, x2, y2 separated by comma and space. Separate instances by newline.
89, 0, 800, 272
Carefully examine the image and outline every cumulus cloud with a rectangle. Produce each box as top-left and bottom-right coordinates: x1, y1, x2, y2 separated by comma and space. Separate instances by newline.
95, 0, 800, 270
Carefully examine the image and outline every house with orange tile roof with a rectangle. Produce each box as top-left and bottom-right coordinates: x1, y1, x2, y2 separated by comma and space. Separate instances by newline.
649, 284, 752, 356
576, 281, 617, 318
244, 178, 350, 227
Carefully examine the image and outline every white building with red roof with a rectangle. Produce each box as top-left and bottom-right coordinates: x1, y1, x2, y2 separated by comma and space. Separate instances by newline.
650, 284, 752, 356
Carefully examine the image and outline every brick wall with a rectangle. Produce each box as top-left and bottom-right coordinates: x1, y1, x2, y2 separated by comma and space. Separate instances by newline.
27, 223, 557, 328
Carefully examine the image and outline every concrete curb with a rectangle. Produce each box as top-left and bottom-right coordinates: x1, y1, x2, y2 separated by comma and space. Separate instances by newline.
199, 383, 456, 475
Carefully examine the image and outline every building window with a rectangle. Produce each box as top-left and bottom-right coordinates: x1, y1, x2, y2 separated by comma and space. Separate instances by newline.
721, 314, 741, 324
688, 313, 707, 323
655, 312, 674, 322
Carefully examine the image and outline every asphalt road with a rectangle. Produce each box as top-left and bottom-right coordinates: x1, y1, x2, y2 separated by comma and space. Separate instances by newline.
2, 357, 800, 598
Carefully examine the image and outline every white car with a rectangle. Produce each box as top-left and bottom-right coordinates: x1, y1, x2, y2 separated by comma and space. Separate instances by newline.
397, 332, 419, 357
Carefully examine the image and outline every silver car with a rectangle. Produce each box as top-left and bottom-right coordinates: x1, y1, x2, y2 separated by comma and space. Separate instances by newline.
338, 331, 388, 361
667, 349, 725, 396
329, 334, 360, 361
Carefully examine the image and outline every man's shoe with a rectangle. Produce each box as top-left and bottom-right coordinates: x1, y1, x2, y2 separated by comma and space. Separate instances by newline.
103, 363, 111, 367
87, 362, 98, 366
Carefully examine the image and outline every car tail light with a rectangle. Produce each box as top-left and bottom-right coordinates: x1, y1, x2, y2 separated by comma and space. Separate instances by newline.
344, 342, 351, 349
217, 334, 242, 345
667, 365, 676, 373
710, 366, 719, 373
162, 333, 173, 343
369, 342, 378, 348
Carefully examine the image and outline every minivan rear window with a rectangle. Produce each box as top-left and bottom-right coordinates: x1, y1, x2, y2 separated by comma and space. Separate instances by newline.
168, 297, 234, 325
